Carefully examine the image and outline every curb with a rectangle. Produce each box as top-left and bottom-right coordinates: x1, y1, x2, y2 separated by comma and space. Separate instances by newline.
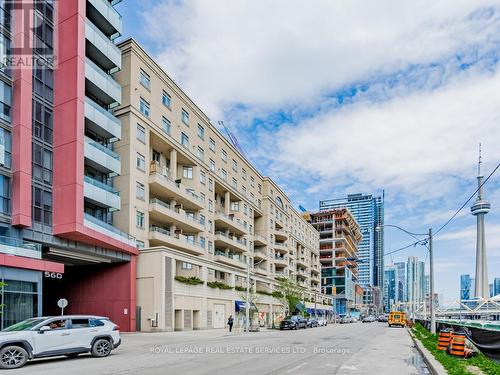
407, 328, 447, 375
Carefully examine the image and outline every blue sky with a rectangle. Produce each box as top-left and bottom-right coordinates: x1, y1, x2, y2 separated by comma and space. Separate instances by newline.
116, 0, 500, 303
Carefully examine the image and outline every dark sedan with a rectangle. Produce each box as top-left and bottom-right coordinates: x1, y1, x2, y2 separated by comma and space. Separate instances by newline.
280, 316, 307, 330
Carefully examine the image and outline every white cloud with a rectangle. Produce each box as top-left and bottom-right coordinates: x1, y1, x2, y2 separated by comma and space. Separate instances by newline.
141, 0, 500, 117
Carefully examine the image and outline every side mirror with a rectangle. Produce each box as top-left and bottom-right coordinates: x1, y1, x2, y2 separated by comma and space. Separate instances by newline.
39, 326, 51, 334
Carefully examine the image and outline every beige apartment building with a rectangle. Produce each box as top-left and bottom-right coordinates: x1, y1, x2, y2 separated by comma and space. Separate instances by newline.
113, 39, 332, 331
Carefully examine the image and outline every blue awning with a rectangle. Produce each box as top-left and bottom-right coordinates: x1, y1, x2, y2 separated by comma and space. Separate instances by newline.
235, 301, 258, 312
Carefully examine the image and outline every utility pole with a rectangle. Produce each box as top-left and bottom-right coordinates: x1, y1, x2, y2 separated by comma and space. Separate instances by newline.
245, 255, 250, 333
429, 228, 436, 335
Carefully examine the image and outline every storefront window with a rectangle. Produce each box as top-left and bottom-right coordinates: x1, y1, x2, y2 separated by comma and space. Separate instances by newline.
1, 280, 38, 329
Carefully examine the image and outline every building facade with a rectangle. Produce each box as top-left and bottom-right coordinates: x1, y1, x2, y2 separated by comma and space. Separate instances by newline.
112, 39, 331, 331
0, 0, 138, 330
319, 193, 384, 289
308, 208, 362, 316
460, 274, 473, 301
494, 277, 500, 297
383, 266, 396, 312
406, 256, 425, 312
394, 261, 406, 303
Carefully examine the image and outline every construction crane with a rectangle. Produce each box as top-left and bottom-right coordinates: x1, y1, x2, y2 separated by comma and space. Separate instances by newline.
218, 120, 247, 158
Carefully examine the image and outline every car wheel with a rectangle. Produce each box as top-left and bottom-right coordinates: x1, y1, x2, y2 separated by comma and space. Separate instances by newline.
65, 353, 80, 358
0, 345, 29, 369
294, 325, 298, 330
91, 339, 112, 358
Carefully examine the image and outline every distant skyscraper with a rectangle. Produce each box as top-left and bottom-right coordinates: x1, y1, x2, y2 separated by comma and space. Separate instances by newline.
319, 193, 384, 288
494, 277, 500, 296
489, 283, 494, 298
424, 275, 430, 298
460, 274, 476, 301
394, 262, 407, 302
384, 266, 396, 312
471, 145, 491, 298
407, 257, 425, 306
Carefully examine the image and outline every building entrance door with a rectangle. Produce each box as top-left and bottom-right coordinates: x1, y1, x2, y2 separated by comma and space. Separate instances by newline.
213, 304, 225, 328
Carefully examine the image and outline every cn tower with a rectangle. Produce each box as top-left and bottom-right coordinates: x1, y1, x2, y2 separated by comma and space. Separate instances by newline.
470, 144, 491, 299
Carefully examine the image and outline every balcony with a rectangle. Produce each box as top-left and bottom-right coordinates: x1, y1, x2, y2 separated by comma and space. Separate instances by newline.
274, 228, 288, 241
84, 213, 136, 247
274, 242, 288, 253
149, 198, 204, 233
253, 234, 267, 246
274, 271, 288, 278
148, 226, 205, 256
85, 19, 121, 71
214, 212, 247, 235
274, 254, 288, 267
84, 96, 121, 140
85, 58, 121, 105
84, 175, 120, 210
87, 0, 122, 37
253, 248, 267, 261
149, 171, 204, 210
84, 137, 120, 175
254, 265, 269, 276
0, 236, 42, 259
296, 257, 309, 268
214, 250, 246, 270
214, 231, 247, 252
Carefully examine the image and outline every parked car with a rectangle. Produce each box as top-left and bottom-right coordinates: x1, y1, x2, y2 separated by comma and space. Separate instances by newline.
362, 316, 376, 323
378, 315, 388, 322
0, 315, 121, 369
338, 316, 350, 324
317, 318, 327, 326
279, 316, 307, 330
306, 318, 318, 328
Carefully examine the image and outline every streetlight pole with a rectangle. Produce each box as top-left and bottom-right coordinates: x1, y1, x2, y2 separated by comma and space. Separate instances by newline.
245, 255, 250, 333
429, 228, 436, 335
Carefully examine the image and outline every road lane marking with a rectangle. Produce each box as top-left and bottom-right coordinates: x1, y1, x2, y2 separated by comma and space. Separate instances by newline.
286, 362, 308, 373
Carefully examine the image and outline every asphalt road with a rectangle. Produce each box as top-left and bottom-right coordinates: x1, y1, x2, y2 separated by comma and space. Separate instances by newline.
13, 322, 429, 375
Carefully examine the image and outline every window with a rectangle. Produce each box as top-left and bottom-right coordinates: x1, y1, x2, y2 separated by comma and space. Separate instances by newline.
231, 202, 239, 211
71, 319, 90, 328
275, 196, 284, 209
208, 241, 213, 254
181, 262, 193, 270
182, 166, 193, 179
136, 211, 145, 229
136, 240, 145, 250
0, 175, 10, 215
139, 98, 150, 117
136, 153, 145, 171
199, 213, 205, 225
208, 220, 213, 233
181, 109, 189, 125
0, 128, 12, 168
32, 100, 53, 144
0, 81, 11, 123
208, 178, 213, 191
136, 124, 146, 143
199, 237, 205, 249
232, 178, 237, 189
33, 68, 53, 103
33, 186, 52, 225
162, 117, 171, 135
32, 144, 52, 184
139, 69, 150, 90
242, 168, 246, 180
221, 168, 227, 181
197, 124, 205, 140
200, 170, 206, 185
242, 186, 246, 196
250, 176, 254, 187
209, 138, 215, 152
258, 184, 262, 194
209, 159, 215, 172
136, 182, 145, 200
197, 146, 204, 161
208, 199, 213, 212
152, 149, 160, 163
162, 91, 171, 108
244, 204, 248, 215
181, 133, 189, 148
232, 159, 237, 172
221, 149, 227, 162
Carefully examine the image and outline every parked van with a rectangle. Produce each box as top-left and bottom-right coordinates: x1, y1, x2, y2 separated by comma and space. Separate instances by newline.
388, 311, 407, 327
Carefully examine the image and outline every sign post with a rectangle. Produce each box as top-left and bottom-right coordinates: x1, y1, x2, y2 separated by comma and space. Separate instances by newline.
57, 298, 68, 316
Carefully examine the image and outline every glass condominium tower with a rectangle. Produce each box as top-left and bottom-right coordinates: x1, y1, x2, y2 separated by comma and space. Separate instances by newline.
319, 193, 384, 288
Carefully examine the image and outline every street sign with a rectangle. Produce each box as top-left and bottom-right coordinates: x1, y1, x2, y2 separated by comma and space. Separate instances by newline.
57, 298, 68, 315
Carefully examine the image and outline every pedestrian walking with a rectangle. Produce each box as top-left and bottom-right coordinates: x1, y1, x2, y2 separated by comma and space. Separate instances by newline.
227, 315, 234, 332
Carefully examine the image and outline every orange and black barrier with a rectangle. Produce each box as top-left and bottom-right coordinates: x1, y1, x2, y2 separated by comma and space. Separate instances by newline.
437, 329, 453, 351
448, 333, 466, 357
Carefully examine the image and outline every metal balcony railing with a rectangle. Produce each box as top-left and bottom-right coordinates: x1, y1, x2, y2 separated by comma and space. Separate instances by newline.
84, 175, 119, 195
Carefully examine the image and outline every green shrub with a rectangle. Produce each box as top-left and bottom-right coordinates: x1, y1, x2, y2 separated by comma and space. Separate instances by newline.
235, 286, 246, 291
174, 276, 204, 285
272, 291, 283, 299
256, 290, 272, 295
207, 281, 233, 289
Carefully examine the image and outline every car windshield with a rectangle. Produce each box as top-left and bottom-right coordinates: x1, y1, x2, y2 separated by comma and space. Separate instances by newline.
2, 318, 46, 332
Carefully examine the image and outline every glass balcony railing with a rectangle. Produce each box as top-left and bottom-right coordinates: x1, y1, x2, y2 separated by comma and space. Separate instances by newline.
84, 175, 119, 195
215, 231, 246, 246
150, 198, 204, 225
215, 250, 246, 264
150, 226, 204, 248
0, 235, 41, 254
84, 213, 135, 244
85, 137, 120, 160
85, 97, 121, 127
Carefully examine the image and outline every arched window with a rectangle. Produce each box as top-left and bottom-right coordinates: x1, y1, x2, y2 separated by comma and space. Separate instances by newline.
275, 196, 284, 209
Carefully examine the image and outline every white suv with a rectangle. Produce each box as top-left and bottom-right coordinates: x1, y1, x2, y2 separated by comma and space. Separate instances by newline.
0, 315, 121, 369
